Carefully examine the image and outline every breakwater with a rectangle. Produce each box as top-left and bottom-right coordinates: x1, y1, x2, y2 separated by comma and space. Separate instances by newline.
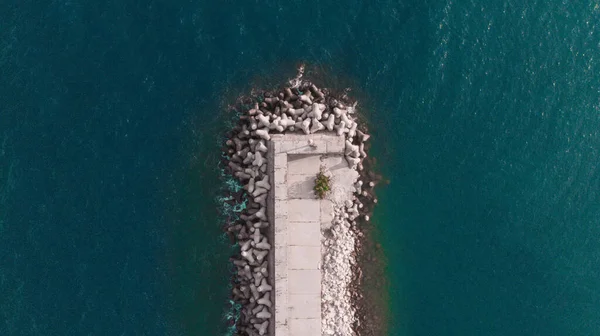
222, 67, 378, 335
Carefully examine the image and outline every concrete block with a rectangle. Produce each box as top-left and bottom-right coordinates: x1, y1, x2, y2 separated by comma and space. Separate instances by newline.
275, 277, 289, 335
326, 136, 345, 153
289, 318, 320, 335
288, 199, 320, 222
274, 272, 288, 287
287, 174, 316, 199
288, 246, 320, 270
274, 225, 288, 243
320, 132, 341, 140
274, 324, 288, 336
274, 183, 287, 201
288, 294, 321, 319
275, 200, 288, 217
287, 154, 321, 175
288, 220, 320, 246
274, 210, 288, 224
321, 155, 346, 171
274, 246, 287, 277
275, 224, 287, 241
271, 140, 283, 154
288, 269, 320, 294
274, 153, 287, 169
274, 167, 287, 183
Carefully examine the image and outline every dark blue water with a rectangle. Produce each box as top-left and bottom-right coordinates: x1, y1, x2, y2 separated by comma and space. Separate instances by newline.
2, 0, 599, 335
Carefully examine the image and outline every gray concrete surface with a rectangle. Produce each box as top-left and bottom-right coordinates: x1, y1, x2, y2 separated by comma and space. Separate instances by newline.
268, 133, 348, 336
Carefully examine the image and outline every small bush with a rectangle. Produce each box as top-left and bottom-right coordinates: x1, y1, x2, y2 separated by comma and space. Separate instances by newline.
314, 169, 331, 199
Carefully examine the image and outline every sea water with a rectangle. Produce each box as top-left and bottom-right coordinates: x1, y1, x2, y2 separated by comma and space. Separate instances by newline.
1, 0, 599, 335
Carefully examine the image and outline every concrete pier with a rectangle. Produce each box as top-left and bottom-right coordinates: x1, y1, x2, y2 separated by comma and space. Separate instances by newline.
222, 75, 374, 335
267, 133, 353, 336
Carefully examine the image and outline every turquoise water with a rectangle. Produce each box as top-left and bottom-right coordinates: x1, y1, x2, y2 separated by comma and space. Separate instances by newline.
2, 0, 600, 335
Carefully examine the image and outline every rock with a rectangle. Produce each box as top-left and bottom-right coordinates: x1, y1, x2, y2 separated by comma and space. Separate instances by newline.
297, 118, 311, 134
357, 130, 370, 142
335, 121, 347, 136
341, 113, 354, 128
288, 107, 304, 117
245, 177, 255, 193
256, 237, 271, 250
249, 119, 258, 130
252, 228, 261, 244
359, 143, 367, 158
256, 306, 271, 319
252, 152, 264, 166
256, 140, 268, 153
257, 292, 271, 307
299, 93, 312, 105
253, 221, 269, 229
252, 187, 267, 197
248, 103, 260, 116
333, 107, 346, 117
346, 156, 360, 169
232, 137, 245, 152
243, 152, 255, 165
348, 123, 357, 138
241, 239, 252, 252
310, 119, 325, 133
264, 97, 279, 106
255, 176, 270, 190
269, 117, 284, 132
324, 114, 335, 131
345, 140, 359, 156
284, 88, 294, 99
228, 161, 243, 172
242, 250, 255, 264
235, 171, 252, 180
256, 114, 270, 128
254, 193, 267, 207
253, 249, 268, 262
250, 283, 260, 300
255, 320, 268, 335
257, 278, 272, 292
308, 103, 325, 120
254, 129, 270, 141
310, 84, 324, 99
280, 114, 295, 128
252, 304, 264, 315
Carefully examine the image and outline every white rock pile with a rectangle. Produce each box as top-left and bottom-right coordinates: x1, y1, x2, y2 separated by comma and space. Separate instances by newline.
322, 201, 360, 336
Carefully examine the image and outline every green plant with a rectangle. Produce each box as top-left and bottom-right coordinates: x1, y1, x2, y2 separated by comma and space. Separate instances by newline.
314, 169, 331, 199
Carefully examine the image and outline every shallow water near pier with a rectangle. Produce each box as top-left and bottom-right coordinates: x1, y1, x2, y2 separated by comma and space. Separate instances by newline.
2, 0, 600, 335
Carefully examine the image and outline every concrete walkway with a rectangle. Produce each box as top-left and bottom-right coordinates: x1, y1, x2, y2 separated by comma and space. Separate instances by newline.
267, 133, 349, 336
